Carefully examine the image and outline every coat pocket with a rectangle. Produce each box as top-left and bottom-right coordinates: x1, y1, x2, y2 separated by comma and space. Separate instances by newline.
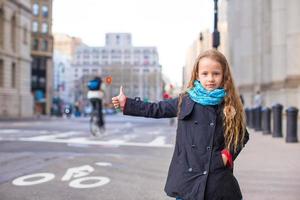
210, 151, 226, 172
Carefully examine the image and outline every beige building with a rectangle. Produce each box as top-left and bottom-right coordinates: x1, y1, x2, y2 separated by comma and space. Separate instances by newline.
183, 0, 228, 88
0, 0, 34, 118
31, 0, 53, 115
227, 0, 300, 109
53, 33, 85, 58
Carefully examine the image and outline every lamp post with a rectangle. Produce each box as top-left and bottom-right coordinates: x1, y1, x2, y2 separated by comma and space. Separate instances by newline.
212, 0, 220, 49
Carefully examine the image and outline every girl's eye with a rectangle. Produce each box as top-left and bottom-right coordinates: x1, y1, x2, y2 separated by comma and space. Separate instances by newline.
202, 72, 208, 75
213, 72, 221, 75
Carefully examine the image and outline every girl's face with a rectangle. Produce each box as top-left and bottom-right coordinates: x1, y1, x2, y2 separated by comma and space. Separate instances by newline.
197, 57, 223, 91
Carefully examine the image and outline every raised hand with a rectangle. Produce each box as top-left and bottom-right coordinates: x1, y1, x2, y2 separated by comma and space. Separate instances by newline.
111, 86, 127, 111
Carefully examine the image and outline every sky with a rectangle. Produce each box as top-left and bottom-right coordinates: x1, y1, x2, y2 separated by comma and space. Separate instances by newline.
52, 0, 214, 86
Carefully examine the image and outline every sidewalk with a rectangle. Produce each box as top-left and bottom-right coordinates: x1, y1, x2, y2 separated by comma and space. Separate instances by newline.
235, 128, 300, 200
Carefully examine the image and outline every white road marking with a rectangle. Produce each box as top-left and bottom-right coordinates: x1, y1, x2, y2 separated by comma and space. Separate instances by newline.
17, 136, 172, 148
95, 162, 112, 167
12, 173, 55, 186
0, 129, 173, 148
68, 176, 110, 189
0, 129, 22, 134
148, 136, 166, 146
22, 131, 83, 141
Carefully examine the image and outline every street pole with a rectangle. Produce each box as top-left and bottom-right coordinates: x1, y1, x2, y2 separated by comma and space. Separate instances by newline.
212, 0, 220, 49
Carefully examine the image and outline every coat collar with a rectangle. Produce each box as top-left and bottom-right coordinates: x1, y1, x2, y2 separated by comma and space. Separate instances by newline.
178, 94, 224, 119
178, 95, 195, 119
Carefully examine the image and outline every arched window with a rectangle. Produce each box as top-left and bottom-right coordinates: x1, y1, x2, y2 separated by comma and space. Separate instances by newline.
32, 3, 39, 16
41, 22, 48, 33
42, 5, 48, 17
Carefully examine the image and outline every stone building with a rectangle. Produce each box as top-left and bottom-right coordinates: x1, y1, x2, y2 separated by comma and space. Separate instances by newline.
227, 0, 300, 109
0, 0, 33, 118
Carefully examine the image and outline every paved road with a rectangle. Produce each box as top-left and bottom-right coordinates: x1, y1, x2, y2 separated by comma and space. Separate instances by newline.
0, 115, 299, 200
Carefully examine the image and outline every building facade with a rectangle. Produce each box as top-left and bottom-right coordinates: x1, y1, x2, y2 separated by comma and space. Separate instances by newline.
72, 33, 162, 104
0, 0, 33, 118
227, 0, 300, 109
31, 0, 53, 115
53, 51, 73, 104
53, 33, 85, 58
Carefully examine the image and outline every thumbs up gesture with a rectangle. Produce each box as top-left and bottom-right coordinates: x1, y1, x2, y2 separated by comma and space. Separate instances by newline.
112, 86, 127, 111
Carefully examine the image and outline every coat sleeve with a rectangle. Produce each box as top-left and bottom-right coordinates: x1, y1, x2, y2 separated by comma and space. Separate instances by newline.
231, 128, 250, 161
123, 97, 178, 118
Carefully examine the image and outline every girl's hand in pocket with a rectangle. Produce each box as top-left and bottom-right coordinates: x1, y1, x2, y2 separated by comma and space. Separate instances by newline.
221, 153, 228, 166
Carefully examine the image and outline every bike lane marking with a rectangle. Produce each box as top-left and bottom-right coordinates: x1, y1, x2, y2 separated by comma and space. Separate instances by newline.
12, 163, 112, 189
12, 173, 55, 186
68, 176, 110, 189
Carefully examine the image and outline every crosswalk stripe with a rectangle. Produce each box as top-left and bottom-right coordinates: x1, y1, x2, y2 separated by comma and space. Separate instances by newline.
148, 136, 166, 146
17, 136, 172, 148
0, 129, 173, 148
22, 131, 83, 141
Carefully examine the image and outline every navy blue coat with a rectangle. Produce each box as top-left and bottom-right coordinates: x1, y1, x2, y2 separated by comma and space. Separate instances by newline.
123, 95, 249, 200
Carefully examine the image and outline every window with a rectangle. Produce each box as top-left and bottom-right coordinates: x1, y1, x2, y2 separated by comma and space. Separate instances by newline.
33, 38, 39, 50
39, 77, 46, 87
0, 59, 3, 87
32, 3, 39, 16
31, 75, 38, 87
41, 22, 48, 33
82, 69, 89, 74
0, 9, 4, 47
42, 39, 48, 51
11, 62, 16, 88
116, 35, 120, 45
42, 5, 48, 17
11, 15, 16, 51
32, 21, 38, 32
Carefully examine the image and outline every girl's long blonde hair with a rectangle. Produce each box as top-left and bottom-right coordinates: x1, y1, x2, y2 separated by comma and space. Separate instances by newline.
178, 49, 246, 152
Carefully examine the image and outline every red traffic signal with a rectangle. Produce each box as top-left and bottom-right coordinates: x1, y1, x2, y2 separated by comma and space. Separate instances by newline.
105, 76, 112, 85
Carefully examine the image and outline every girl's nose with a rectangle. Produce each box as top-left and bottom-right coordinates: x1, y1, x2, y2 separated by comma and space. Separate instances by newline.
207, 75, 214, 81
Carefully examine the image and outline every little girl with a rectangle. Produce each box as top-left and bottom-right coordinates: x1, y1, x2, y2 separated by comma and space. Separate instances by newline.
112, 49, 249, 200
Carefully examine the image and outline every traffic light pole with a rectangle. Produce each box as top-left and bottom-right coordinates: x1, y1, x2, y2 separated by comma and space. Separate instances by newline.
212, 0, 220, 49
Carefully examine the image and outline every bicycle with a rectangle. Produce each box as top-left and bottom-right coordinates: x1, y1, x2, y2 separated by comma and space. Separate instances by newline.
89, 99, 105, 136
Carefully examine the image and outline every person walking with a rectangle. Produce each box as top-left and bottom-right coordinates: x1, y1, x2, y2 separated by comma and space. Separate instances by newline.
112, 49, 249, 200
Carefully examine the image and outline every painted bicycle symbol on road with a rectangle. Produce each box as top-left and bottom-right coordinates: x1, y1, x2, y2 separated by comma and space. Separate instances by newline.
12, 162, 112, 189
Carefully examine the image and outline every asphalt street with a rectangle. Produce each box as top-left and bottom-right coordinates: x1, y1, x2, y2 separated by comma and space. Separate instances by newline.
0, 114, 300, 200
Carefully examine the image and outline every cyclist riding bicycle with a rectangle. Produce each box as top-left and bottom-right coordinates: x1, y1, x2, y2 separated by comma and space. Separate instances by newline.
87, 76, 105, 134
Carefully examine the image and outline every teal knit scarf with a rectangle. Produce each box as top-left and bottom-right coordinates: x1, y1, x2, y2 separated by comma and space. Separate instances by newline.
187, 80, 226, 105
